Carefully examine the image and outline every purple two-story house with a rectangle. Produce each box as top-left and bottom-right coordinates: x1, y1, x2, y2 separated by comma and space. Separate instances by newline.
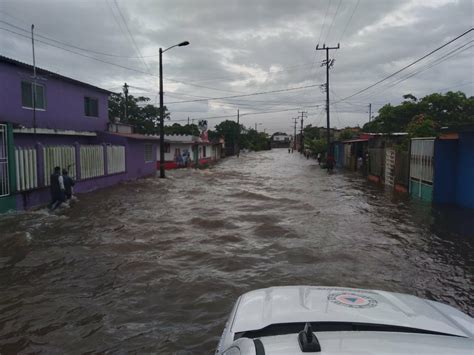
0, 55, 159, 212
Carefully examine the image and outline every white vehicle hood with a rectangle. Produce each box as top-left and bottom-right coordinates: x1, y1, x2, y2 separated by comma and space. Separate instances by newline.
230, 286, 473, 338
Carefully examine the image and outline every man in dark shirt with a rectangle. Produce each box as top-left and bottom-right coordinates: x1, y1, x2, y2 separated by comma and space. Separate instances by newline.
50, 166, 65, 210
62, 169, 75, 200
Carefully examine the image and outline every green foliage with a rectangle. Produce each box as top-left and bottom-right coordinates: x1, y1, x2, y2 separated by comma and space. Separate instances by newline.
108, 93, 169, 134
207, 120, 269, 152
338, 129, 354, 140
307, 138, 327, 155
241, 128, 270, 151
303, 124, 321, 141
211, 120, 241, 147
362, 91, 474, 134
407, 114, 437, 138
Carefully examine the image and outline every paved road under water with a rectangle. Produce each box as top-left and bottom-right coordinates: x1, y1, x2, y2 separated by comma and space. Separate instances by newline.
0, 149, 473, 353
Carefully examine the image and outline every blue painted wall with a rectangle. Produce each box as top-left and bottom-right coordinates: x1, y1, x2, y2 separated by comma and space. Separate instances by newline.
456, 132, 474, 209
334, 142, 344, 168
433, 140, 458, 204
434, 133, 474, 209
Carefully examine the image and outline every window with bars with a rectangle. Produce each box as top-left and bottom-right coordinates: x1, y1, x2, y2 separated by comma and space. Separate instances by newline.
84, 97, 99, 117
21, 81, 46, 109
144, 143, 153, 162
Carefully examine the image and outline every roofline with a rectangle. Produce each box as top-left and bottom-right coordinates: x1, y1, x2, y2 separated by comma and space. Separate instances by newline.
0, 54, 114, 94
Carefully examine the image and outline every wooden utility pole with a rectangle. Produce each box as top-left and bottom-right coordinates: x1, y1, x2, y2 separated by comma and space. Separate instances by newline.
236, 109, 240, 157
123, 82, 129, 121
316, 43, 339, 160
298, 111, 307, 153
368, 103, 372, 122
292, 117, 298, 151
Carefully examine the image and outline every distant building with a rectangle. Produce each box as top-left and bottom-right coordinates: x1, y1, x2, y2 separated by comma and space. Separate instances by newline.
270, 132, 290, 148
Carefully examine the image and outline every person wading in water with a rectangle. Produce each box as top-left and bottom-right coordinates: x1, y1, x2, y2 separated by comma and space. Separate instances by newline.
49, 166, 65, 210
62, 169, 75, 200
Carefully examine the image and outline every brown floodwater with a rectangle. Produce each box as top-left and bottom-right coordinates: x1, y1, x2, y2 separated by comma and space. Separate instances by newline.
0, 149, 473, 353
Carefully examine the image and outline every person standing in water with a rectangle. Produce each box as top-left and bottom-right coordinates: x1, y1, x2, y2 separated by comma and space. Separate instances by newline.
49, 166, 65, 210
62, 169, 75, 200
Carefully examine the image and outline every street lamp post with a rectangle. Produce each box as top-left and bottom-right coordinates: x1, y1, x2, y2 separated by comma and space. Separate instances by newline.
159, 41, 189, 178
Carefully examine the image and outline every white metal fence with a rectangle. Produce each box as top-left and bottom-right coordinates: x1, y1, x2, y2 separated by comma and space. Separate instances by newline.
80, 145, 105, 179
15, 147, 38, 191
107, 145, 126, 174
44, 145, 76, 186
384, 148, 396, 187
0, 124, 9, 197
410, 138, 434, 183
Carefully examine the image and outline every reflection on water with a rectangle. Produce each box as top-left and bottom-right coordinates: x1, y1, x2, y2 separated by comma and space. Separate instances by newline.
0, 149, 473, 353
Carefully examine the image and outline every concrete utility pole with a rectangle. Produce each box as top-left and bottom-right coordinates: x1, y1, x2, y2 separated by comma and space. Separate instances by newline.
31, 24, 37, 135
158, 41, 190, 179
298, 111, 307, 154
123, 82, 129, 121
236, 109, 240, 157
368, 103, 372, 122
292, 117, 298, 151
316, 43, 340, 160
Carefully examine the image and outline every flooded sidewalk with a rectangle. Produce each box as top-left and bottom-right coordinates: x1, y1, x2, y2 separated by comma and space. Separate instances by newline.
0, 149, 473, 353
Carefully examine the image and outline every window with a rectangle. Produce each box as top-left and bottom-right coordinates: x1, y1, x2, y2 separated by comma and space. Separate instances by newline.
202, 146, 207, 157
165, 143, 171, 153
144, 143, 153, 162
21, 81, 46, 109
84, 97, 99, 117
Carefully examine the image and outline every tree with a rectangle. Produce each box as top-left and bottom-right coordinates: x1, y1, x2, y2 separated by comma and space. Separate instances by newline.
362, 91, 473, 133
339, 129, 354, 140
407, 114, 437, 138
108, 93, 169, 135
307, 138, 327, 156
303, 124, 321, 141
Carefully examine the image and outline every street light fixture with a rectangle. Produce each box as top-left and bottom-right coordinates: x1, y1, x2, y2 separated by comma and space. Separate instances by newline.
159, 41, 190, 179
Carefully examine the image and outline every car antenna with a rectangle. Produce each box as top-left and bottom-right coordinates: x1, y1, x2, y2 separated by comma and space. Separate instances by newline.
298, 322, 321, 352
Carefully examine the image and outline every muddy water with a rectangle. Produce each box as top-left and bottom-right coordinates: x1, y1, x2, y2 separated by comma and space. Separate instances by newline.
0, 149, 473, 353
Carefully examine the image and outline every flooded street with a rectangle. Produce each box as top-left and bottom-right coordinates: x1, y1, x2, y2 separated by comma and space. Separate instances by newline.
0, 149, 473, 354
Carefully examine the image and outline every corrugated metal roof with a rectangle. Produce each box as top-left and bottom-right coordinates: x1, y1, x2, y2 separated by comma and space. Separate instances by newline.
106, 132, 161, 141
342, 138, 369, 143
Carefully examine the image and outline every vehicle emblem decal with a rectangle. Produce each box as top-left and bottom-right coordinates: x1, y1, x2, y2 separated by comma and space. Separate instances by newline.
328, 292, 378, 308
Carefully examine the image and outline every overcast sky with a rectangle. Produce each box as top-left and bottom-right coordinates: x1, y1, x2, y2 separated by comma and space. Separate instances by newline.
1, 0, 473, 133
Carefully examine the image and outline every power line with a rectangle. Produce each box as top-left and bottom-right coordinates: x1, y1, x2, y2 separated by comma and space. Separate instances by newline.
323, 0, 343, 44
0, 18, 156, 59
0, 26, 158, 77
169, 105, 322, 122
112, 0, 151, 73
338, 0, 360, 43
353, 39, 474, 102
165, 84, 322, 105
336, 27, 474, 103
0, 25, 246, 94
317, 0, 332, 45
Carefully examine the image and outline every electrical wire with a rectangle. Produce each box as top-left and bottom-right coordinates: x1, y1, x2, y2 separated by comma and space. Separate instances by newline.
112, 0, 151, 73
337, 0, 360, 44
317, 0, 332, 46
165, 84, 322, 105
323, 0, 343, 44
335, 27, 474, 103
353, 39, 474, 102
